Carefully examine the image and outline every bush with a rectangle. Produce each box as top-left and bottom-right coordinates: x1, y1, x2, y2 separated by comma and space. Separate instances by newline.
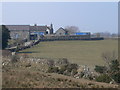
58, 65, 67, 74
94, 65, 106, 73
88, 75, 94, 80
58, 63, 78, 75
1, 25, 11, 49
80, 72, 85, 78
94, 59, 120, 83
63, 70, 71, 76
67, 63, 78, 72
71, 69, 78, 76
47, 59, 55, 66
47, 67, 59, 73
56, 58, 69, 65
47, 60, 79, 77
111, 72, 120, 83
109, 60, 120, 83
95, 74, 112, 83
110, 60, 119, 72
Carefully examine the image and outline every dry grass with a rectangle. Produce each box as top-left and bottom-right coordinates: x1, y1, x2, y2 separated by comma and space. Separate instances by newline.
2, 59, 118, 88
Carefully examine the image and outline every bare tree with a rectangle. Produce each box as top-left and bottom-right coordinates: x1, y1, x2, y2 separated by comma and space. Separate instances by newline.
65, 26, 79, 35
101, 51, 118, 66
97, 32, 111, 38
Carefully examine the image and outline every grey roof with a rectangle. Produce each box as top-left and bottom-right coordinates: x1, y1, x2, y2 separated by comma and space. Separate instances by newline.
5, 25, 48, 31
58, 27, 67, 31
6, 25, 30, 31
30, 26, 47, 31
56, 27, 67, 32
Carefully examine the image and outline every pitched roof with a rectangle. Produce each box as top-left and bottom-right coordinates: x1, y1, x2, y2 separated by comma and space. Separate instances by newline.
5, 25, 48, 31
6, 25, 30, 31
30, 26, 47, 31
56, 27, 67, 32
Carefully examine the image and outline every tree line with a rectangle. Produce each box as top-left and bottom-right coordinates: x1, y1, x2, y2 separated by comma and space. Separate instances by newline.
0, 25, 10, 49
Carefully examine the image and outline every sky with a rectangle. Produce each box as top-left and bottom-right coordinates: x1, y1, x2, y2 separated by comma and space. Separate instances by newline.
1, 2, 118, 33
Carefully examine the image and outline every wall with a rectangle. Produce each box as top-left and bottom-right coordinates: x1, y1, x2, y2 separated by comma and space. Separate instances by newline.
55, 29, 66, 36
40, 35, 91, 41
10, 30, 29, 39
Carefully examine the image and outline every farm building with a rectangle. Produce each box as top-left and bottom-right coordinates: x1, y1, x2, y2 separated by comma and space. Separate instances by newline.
55, 27, 68, 35
55, 27, 90, 36
5, 24, 53, 40
40, 28, 91, 41
5, 24, 92, 41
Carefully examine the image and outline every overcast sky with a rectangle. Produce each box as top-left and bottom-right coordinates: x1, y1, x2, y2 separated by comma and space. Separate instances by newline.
1, 2, 118, 33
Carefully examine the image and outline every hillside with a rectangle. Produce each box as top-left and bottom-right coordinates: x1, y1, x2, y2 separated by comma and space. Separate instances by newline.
20, 39, 118, 68
2, 57, 119, 88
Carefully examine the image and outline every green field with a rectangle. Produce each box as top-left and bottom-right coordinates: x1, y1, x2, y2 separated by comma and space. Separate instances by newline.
20, 40, 118, 67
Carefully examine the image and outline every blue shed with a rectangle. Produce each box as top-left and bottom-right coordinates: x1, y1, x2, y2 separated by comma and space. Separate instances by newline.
32, 32, 44, 35
75, 32, 89, 35
39, 32, 44, 35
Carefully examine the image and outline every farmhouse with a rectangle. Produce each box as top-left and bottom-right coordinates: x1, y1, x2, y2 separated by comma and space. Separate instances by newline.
6, 24, 53, 40
55, 27, 90, 36
55, 27, 68, 36
5, 24, 103, 42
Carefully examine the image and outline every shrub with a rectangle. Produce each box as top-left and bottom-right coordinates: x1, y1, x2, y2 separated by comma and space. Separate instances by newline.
47, 60, 79, 77
58, 65, 67, 74
95, 74, 112, 83
71, 69, 78, 76
110, 60, 119, 72
88, 75, 94, 80
80, 72, 85, 78
1, 25, 11, 49
47, 66, 59, 73
63, 70, 71, 76
67, 63, 78, 72
109, 60, 120, 83
47, 59, 55, 66
111, 72, 120, 83
56, 58, 69, 65
94, 65, 106, 73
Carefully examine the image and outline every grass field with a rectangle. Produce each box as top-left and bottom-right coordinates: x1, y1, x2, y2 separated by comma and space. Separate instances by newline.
20, 40, 118, 67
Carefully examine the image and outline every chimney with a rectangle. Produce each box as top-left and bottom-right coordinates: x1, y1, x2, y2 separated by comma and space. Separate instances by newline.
34, 24, 37, 26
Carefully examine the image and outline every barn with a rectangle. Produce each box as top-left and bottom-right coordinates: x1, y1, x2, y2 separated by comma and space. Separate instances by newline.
6, 24, 54, 40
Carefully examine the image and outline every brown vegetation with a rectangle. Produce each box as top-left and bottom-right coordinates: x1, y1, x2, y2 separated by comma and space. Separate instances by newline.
2, 56, 119, 88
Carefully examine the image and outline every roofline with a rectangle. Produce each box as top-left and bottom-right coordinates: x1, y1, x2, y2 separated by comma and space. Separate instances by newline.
5, 24, 30, 26
4, 25, 49, 27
